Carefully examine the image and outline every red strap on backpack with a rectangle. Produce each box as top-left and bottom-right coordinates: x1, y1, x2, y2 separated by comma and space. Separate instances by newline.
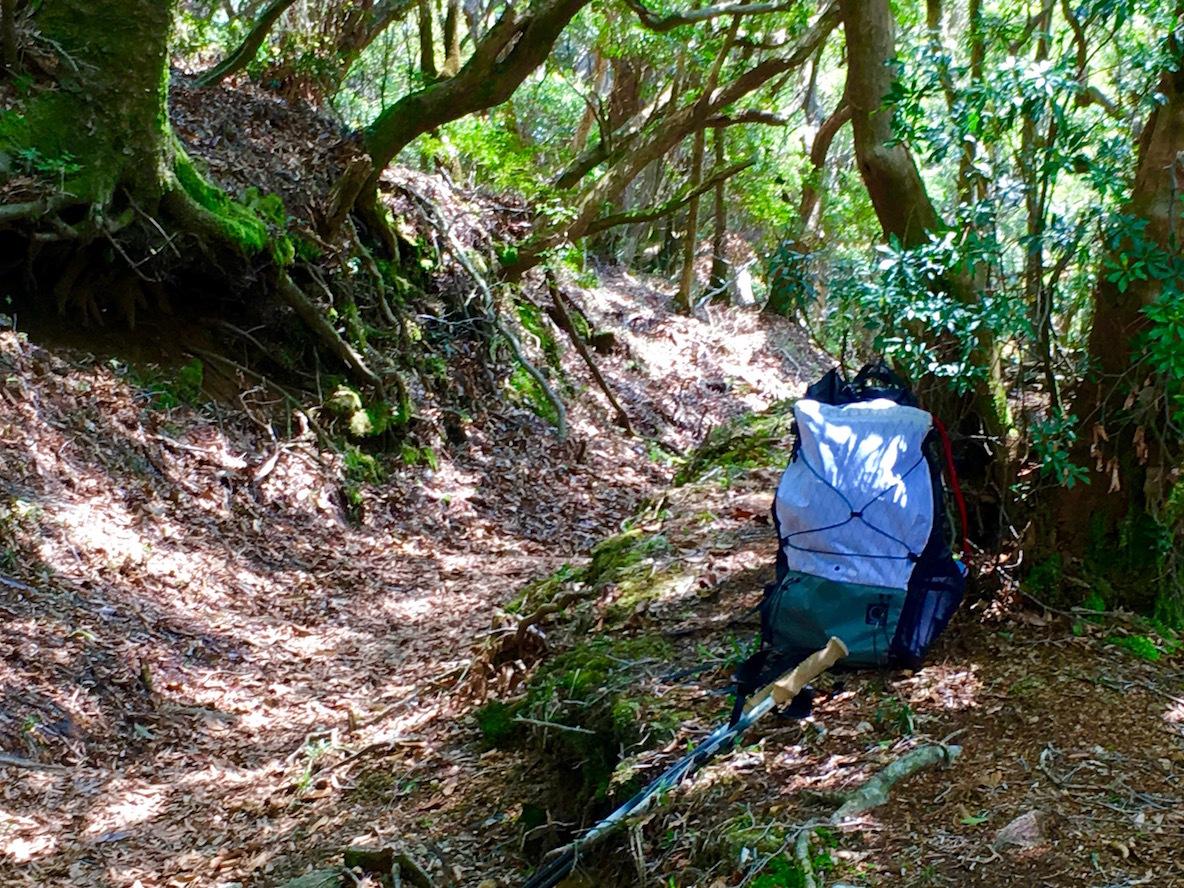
931, 415, 970, 559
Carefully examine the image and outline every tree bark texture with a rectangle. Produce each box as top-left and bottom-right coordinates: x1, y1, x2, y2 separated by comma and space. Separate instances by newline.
22, 0, 176, 202
709, 126, 728, 298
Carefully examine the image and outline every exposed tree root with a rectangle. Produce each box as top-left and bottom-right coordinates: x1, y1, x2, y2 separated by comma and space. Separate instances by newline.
275, 269, 384, 394
160, 183, 392, 394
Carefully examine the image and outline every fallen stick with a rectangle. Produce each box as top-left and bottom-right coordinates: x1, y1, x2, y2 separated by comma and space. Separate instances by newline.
544, 270, 634, 435
741, 741, 963, 886
0, 752, 68, 771
0, 573, 35, 593
831, 742, 962, 821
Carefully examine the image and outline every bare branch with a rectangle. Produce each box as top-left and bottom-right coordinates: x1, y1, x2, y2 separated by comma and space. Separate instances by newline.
585, 159, 754, 235
623, 0, 800, 32
705, 109, 788, 126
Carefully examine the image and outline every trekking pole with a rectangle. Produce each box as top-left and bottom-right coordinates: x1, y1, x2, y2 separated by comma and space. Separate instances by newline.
520, 637, 849, 888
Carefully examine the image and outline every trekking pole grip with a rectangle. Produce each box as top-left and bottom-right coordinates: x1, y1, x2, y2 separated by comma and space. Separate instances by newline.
769, 636, 848, 706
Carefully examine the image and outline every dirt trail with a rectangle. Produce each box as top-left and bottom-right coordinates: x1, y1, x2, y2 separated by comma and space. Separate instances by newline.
0, 273, 827, 887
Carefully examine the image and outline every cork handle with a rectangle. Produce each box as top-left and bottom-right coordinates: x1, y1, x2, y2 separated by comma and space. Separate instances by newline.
769, 636, 848, 706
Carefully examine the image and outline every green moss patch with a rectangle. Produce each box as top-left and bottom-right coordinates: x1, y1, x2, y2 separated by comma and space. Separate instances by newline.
676, 401, 796, 485
174, 149, 284, 256
487, 635, 677, 803
509, 528, 673, 617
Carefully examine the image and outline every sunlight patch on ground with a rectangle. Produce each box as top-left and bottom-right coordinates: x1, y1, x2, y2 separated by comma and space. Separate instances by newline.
81, 781, 167, 841
896, 664, 982, 711
50, 500, 151, 566
0, 810, 58, 863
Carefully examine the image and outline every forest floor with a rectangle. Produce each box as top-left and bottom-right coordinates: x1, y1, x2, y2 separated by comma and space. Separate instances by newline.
2, 79, 1183, 888
2, 262, 1183, 888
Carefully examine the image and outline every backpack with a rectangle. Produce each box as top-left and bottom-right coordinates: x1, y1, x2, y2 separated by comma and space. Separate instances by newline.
733, 363, 969, 717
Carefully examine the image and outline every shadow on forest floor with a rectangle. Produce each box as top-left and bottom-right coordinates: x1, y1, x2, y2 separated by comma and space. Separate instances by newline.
0, 271, 833, 887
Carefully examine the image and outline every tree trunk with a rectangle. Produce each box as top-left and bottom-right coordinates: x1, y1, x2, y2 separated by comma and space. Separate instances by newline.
441, 0, 462, 76
4, 1, 383, 392
675, 128, 705, 312
842, 0, 940, 245
709, 127, 728, 299
1052, 35, 1184, 606
1, 0, 17, 73
571, 51, 606, 153
763, 99, 849, 317
417, 0, 438, 80
1017, 5, 1059, 413
22, 0, 176, 204
841, 0, 1010, 534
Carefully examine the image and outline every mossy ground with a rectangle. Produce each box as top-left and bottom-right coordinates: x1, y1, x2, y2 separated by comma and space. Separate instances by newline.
508, 526, 676, 617
479, 408, 803, 826
476, 633, 678, 804
675, 400, 796, 485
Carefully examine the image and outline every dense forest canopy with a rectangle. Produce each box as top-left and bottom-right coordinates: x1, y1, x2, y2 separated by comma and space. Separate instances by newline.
1, 1, 1182, 606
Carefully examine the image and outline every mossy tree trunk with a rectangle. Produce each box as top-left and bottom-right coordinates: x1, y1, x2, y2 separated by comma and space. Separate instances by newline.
19, 0, 176, 204
4, 1, 385, 392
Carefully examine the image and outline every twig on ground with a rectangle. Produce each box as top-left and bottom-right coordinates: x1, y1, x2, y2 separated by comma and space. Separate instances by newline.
794, 827, 817, 888
316, 736, 425, 779
741, 743, 962, 885
1018, 587, 1132, 622
0, 752, 68, 771
512, 715, 598, 735
0, 573, 35, 593
831, 743, 962, 821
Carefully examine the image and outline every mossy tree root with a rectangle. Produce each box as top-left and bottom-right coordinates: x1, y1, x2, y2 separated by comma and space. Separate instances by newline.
160, 182, 389, 396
